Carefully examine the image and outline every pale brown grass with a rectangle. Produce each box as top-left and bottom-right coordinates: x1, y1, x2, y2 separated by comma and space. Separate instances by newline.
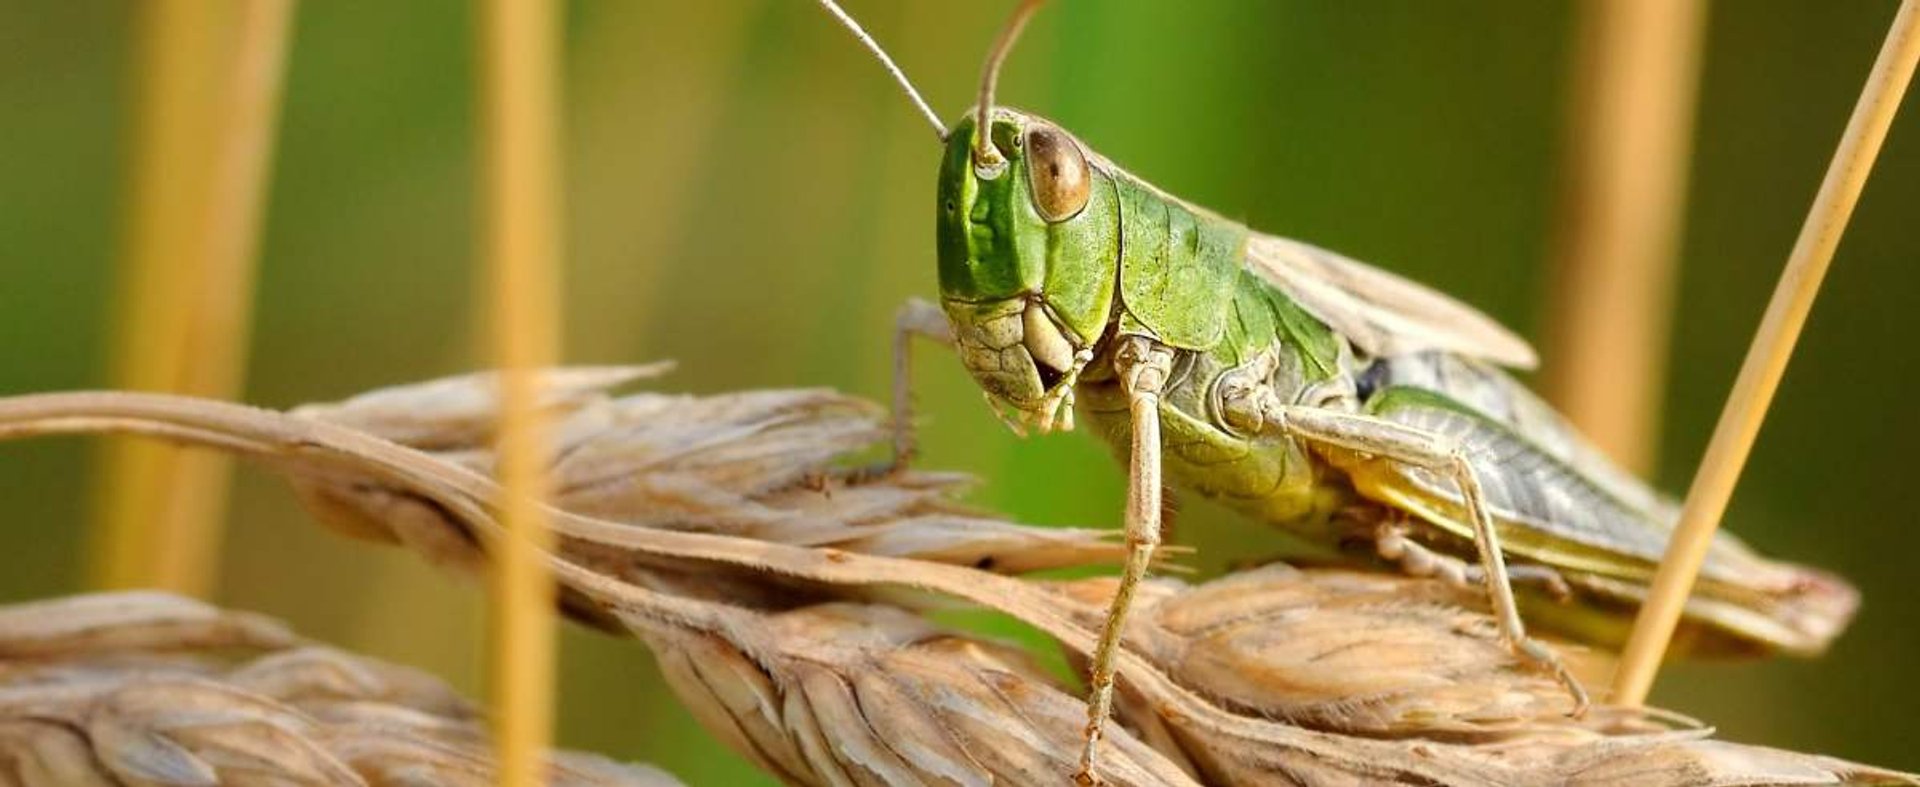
0, 369, 1911, 785
0, 591, 680, 786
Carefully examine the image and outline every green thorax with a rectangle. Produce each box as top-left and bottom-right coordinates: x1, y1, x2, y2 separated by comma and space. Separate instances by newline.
1086, 176, 1357, 539
1109, 175, 1246, 351
1105, 165, 1344, 380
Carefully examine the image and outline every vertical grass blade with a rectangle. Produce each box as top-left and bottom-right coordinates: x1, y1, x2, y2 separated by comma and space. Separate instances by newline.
566, 2, 754, 362
1541, 0, 1707, 474
1613, 0, 1920, 706
476, 0, 564, 783
90, 0, 293, 595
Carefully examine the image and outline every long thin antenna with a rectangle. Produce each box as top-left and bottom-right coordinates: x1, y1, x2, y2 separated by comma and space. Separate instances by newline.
973, 0, 1047, 172
814, 0, 947, 140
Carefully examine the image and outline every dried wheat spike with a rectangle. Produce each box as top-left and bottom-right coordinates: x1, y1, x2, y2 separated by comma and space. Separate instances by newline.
288, 366, 1129, 610
0, 592, 682, 786
1052, 566, 1916, 785
291, 371, 1912, 786
627, 598, 1200, 786
0, 373, 1913, 785
546, 553, 1915, 787
1065, 565, 1603, 736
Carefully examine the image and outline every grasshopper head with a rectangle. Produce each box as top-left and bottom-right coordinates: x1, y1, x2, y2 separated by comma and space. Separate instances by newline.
935, 109, 1118, 435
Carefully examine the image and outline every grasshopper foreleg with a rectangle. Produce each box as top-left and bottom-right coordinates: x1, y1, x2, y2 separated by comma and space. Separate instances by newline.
1260, 403, 1592, 715
1075, 335, 1173, 786
883, 297, 954, 472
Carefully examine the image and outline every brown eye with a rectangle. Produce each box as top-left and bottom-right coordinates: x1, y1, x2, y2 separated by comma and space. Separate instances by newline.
1024, 123, 1091, 222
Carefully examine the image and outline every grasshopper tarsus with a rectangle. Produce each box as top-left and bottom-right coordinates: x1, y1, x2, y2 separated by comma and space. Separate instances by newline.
1515, 565, 1575, 604
1366, 507, 1587, 615
1374, 523, 1573, 603
1515, 635, 1591, 717
1072, 712, 1109, 786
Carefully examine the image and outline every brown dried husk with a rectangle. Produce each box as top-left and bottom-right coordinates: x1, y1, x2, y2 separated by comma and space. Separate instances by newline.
0, 368, 1908, 786
0, 592, 681, 786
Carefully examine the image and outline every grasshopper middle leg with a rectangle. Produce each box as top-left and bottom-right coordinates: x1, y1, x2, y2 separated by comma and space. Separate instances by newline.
1374, 521, 1572, 601
1259, 402, 1591, 715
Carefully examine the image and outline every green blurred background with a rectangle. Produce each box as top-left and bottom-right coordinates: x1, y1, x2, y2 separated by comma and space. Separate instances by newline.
2, 1, 1916, 782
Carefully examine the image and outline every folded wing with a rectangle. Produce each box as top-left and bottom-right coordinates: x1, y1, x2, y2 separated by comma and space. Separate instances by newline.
1244, 232, 1537, 368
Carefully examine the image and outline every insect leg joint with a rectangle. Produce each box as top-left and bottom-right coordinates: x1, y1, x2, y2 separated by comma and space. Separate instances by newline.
1113, 335, 1176, 401
1210, 350, 1282, 436
1375, 522, 1573, 600
1077, 334, 1175, 782
1254, 403, 1591, 715
885, 298, 956, 469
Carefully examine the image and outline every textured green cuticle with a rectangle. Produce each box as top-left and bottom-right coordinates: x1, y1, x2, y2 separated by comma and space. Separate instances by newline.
934, 116, 1045, 302
1266, 287, 1341, 381
1114, 176, 1245, 350
1039, 168, 1120, 344
1220, 270, 1277, 366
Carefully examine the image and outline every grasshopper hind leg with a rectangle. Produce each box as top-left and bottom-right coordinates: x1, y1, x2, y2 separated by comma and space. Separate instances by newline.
1254, 400, 1592, 715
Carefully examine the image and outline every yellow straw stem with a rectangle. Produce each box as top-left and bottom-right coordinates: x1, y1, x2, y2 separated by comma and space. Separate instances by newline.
1613, 0, 1920, 707
90, 0, 294, 595
1542, 0, 1706, 475
477, 0, 564, 783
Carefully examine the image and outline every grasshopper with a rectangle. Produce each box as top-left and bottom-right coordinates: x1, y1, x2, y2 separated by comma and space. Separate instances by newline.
817, 1, 1858, 781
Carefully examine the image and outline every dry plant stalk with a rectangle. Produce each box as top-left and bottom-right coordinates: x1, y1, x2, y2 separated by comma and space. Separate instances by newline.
91, 0, 293, 597
1542, 0, 1706, 473
474, 0, 566, 781
0, 370, 1911, 786
1615, 0, 1920, 705
0, 591, 681, 786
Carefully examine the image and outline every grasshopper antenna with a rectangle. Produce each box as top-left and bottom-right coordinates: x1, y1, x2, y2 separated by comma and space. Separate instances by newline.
814, 0, 948, 141
973, 0, 1047, 176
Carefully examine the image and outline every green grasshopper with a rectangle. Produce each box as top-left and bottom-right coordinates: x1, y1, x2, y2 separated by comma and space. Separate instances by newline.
817, 1, 1858, 781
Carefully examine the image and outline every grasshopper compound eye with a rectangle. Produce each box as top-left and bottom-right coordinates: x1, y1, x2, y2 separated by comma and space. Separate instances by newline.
1024, 123, 1090, 222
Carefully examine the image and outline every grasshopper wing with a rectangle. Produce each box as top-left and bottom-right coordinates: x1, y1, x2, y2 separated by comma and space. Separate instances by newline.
1244, 232, 1538, 368
1330, 381, 1856, 656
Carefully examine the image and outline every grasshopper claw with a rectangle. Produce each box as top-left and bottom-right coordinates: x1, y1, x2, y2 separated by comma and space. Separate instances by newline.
1072, 732, 1104, 786
1517, 636, 1591, 717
